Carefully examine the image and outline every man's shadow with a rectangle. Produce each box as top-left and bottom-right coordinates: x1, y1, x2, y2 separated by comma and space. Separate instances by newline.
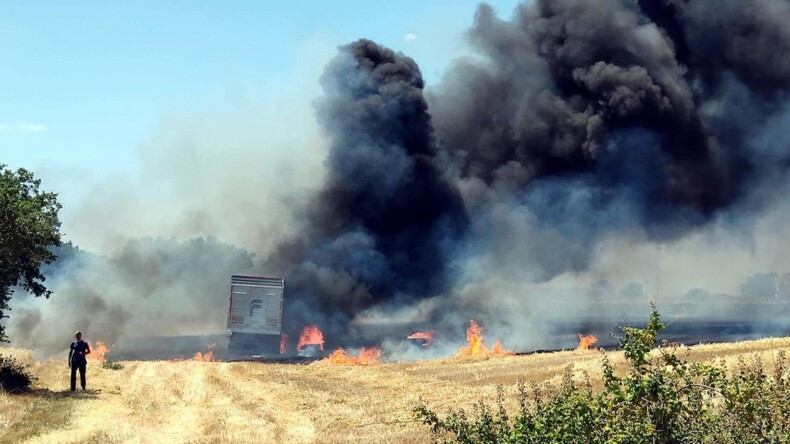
11, 387, 102, 399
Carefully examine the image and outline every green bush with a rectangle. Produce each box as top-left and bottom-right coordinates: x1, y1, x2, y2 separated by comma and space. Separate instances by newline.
102, 360, 124, 370
0, 355, 36, 393
415, 306, 790, 443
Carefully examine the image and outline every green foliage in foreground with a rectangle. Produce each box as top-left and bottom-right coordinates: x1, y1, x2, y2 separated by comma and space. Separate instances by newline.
415, 307, 790, 443
0, 355, 36, 393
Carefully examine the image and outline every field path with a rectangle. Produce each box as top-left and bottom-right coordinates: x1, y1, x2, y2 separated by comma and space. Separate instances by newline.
23, 361, 318, 443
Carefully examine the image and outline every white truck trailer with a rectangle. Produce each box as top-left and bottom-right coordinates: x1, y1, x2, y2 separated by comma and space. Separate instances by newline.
226, 275, 284, 356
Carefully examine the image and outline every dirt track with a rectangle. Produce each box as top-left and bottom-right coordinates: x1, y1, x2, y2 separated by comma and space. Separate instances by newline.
2, 337, 790, 443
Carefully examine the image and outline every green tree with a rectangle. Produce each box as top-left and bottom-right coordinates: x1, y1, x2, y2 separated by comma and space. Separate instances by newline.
0, 165, 62, 341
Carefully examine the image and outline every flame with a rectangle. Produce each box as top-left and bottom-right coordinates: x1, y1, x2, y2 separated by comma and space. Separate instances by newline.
459, 320, 484, 355
406, 331, 434, 347
87, 341, 111, 363
193, 343, 216, 362
297, 325, 325, 352
280, 334, 288, 355
577, 334, 598, 351
490, 341, 510, 354
457, 320, 513, 357
325, 347, 381, 365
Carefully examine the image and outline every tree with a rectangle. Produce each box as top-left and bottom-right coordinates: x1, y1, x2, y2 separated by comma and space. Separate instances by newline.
0, 165, 62, 341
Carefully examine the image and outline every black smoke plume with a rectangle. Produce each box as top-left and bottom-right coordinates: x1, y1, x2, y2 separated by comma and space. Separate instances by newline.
278, 0, 790, 328
424, 0, 790, 281
271, 40, 469, 335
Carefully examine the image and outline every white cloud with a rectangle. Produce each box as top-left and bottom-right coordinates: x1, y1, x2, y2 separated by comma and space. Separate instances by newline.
405, 33, 417, 41
0, 121, 48, 132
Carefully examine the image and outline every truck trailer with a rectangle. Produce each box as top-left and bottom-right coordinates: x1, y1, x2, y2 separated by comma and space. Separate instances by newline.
226, 274, 284, 356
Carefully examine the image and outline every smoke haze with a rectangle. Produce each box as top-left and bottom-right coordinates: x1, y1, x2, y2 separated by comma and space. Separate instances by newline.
6, 0, 790, 357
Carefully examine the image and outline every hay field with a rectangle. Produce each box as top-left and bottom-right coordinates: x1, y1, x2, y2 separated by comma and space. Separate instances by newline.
2, 337, 790, 443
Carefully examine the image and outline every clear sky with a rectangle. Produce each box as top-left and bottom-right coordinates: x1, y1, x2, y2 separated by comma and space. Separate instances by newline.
0, 1, 521, 180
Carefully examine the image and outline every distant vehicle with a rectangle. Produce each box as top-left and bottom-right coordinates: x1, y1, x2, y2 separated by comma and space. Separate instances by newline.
226, 275, 284, 356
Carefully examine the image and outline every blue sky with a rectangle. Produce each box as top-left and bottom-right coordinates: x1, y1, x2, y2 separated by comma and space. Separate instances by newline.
0, 1, 521, 179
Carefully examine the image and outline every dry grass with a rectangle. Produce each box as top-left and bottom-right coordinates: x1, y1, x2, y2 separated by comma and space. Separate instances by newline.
1, 337, 789, 443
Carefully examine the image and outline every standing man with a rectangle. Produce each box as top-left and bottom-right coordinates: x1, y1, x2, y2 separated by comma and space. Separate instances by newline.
68, 331, 91, 392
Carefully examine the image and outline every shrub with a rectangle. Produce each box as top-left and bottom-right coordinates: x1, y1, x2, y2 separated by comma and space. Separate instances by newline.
0, 355, 36, 393
415, 306, 790, 443
102, 360, 124, 370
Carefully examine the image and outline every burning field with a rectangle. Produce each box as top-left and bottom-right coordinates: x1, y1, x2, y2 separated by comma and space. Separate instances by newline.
2, 337, 789, 443
8, 0, 790, 365
3, 0, 790, 440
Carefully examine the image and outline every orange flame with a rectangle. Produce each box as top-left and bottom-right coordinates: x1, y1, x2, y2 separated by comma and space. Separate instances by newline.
193, 343, 216, 362
577, 334, 598, 351
280, 334, 288, 355
325, 347, 381, 365
459, 320, 484, 355
87, 341, 111, 363
297, 325, 325, 352
490, 341, 510, 354
457, 320, 513, 357
407, 331, 434, 347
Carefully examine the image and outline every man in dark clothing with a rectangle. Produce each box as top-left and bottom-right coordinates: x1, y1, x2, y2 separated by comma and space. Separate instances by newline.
68, 331, 91, 391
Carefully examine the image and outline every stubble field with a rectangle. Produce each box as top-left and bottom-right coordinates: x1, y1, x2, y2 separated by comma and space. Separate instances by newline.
2, 336, 789, 443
